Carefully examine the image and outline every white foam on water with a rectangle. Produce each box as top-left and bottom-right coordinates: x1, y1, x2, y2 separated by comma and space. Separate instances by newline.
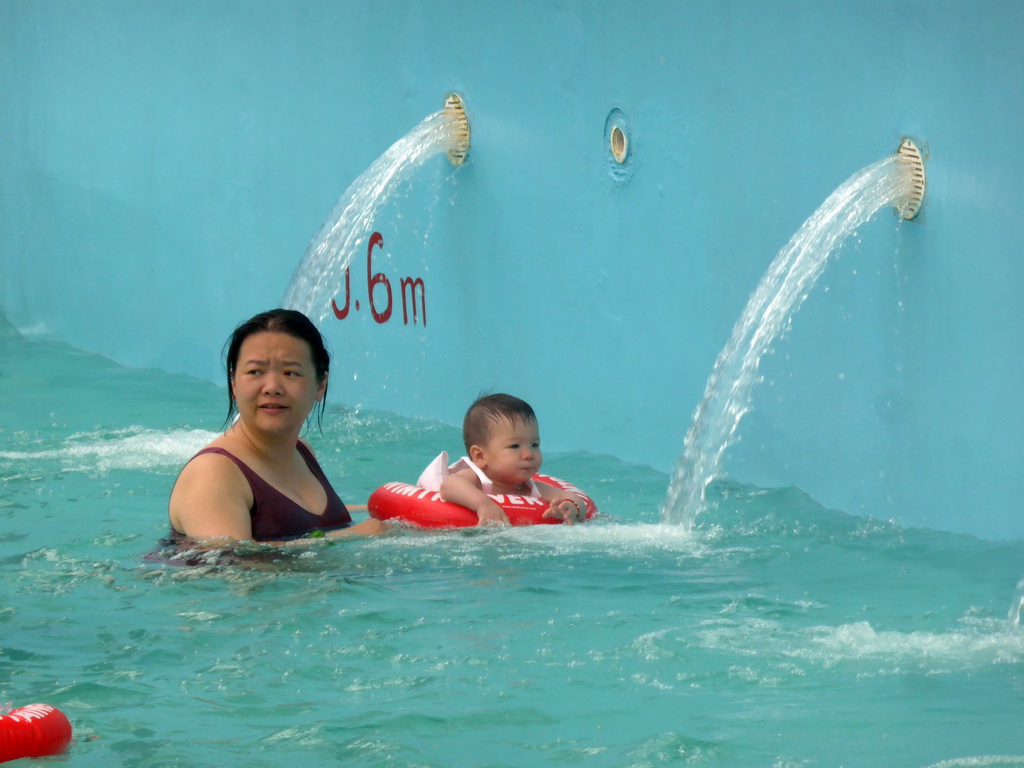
697, 616, 1024, 674
0, 427, 217, 472
924, 758, 1024, 768
371, 520, 709, 560
805, 620, 1024, 665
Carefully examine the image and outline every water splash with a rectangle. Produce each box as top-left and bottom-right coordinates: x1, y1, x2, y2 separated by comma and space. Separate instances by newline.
281, 110, 465, 324
663, 153, 919, 529
925, 758, 1024, 768
1008, 577, 1024, 630
0, 427, 217, 472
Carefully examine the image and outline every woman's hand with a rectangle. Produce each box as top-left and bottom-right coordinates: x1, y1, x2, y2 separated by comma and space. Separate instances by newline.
327, 517, 391, 537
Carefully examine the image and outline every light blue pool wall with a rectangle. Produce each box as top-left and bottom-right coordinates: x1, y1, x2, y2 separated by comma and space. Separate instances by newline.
2, 2, 1022, 540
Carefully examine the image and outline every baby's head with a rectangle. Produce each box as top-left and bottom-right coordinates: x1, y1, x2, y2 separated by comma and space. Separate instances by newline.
463, 393, 537, 453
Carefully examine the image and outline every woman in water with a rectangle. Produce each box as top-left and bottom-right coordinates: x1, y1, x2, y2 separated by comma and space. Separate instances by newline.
167, 309, 389, 545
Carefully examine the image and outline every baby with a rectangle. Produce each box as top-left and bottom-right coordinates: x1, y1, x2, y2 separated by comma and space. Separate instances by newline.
417, 393, 587, 526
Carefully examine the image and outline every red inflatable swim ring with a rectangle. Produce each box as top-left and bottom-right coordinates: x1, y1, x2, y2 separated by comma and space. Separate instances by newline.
368, 473, 597, 528
0, 703, 72, 762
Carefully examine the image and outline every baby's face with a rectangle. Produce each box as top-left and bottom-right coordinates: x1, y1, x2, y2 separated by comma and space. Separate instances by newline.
474, 417, 542, 492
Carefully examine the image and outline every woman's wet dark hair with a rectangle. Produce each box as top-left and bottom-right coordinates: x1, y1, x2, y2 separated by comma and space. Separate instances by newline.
223, 309, 331, 431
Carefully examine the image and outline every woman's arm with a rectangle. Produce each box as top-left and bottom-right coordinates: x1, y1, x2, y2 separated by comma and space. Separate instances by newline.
326, 517, 390, 537
168, 452, 256, 542
170, 455, 391, 545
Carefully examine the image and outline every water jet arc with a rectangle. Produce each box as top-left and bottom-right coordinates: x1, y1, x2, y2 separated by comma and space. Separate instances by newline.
662, 141, 928, 530
281, 94, 471, 323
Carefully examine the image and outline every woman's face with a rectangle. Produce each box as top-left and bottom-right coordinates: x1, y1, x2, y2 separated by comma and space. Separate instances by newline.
230, 331, 326, 437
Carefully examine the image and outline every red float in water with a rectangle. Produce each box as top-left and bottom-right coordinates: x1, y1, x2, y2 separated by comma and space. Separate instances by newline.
0, 704, 72, 763
369, 473, 597, 528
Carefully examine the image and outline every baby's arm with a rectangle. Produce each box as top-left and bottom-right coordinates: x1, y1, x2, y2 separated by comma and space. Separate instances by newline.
440, 468, 511, 526
536, 482, 588, 524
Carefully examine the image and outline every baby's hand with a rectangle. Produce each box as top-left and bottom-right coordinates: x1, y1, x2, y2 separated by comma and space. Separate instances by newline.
543, 495, 586, 524
476, 500, 511, 527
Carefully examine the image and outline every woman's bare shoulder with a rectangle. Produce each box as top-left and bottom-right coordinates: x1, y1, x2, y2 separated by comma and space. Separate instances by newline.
169, 448, 253, 538
171, 444, 249, 503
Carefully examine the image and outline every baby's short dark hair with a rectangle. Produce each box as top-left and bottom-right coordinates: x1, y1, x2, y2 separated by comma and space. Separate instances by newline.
463, 393, 537, 451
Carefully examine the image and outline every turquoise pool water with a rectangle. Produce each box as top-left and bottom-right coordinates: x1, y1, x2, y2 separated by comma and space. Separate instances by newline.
2, 329, 1023, 768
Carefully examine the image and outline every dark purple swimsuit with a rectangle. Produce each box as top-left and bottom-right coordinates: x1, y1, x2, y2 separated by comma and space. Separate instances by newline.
172, 442, 352, 541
